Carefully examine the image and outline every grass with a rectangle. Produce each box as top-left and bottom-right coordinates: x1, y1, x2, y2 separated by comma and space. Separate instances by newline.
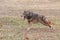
0, 17, 46, 28
0, 17, 48, 28
0, 17, 28, 27
0, 16, 60, 28
0, 16, 60, 40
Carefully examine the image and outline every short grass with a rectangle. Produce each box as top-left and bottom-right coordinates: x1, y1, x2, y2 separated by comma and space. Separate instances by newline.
0, 16, 59, 28
0, 17, 47, 28
0, 16, 60, 40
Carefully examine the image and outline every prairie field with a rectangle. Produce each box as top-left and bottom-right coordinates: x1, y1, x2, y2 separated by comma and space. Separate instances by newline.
0, 0, 60, 40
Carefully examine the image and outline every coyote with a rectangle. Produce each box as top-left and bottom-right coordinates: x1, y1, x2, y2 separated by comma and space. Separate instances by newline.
21, 10, 53, 30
